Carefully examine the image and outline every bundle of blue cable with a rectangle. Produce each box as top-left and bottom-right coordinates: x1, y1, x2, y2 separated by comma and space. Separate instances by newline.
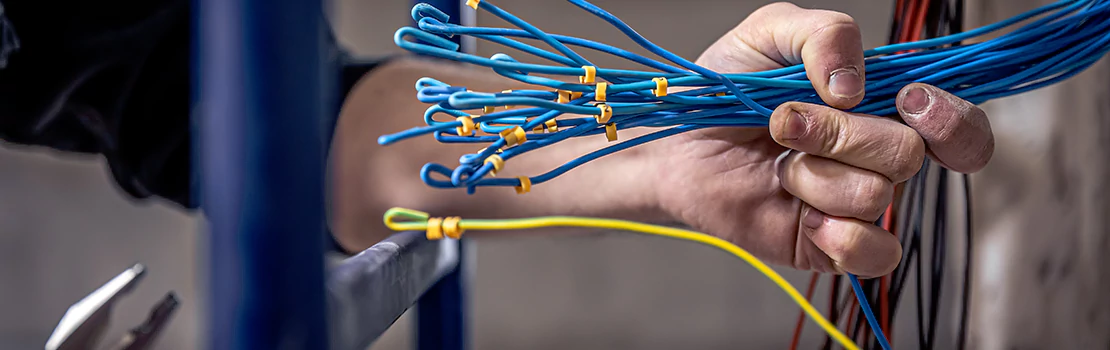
380, 0, 1109, 195
378, 1, 1108, 349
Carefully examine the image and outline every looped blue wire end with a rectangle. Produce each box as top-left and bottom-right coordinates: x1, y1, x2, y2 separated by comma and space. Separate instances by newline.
379, 0, 1110, 192
394, 26, 461, 52
411, 3, 450, 23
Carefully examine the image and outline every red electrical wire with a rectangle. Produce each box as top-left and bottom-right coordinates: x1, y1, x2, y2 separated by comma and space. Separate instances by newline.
880, 204, 895, 339
789, 273, 821, 350
910, 0, 931, 42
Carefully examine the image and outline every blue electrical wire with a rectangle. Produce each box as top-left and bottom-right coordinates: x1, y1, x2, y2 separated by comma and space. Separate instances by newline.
380, 0, 1110, 194
851, 274, 893, 350
385, 2, 1109, 348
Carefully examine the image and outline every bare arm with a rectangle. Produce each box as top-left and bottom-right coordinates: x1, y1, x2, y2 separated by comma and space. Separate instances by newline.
329, 57, 668, 251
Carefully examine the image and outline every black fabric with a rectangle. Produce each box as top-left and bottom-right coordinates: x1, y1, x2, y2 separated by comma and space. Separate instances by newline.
0, 0, 193, 207
0, 0, 386, 210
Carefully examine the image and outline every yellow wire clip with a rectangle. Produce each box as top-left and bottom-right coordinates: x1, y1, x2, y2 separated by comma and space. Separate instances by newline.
499, 125, 527, 147
456, 116, 476, 136
515, 176, 532, 194
651, 77, 669, 97
579, 66, 597, 84
557, 90, 570, 103
595, 82, 608, 101
466, 0, 480, 10
605, 123, 617, 142
532, 118, 559, 133
715, 92, 727, 97
483, 106, 495, 113
484, 154, 504, 176
595, 103, 613, 124
442, 217, 464, 239
425, 217, 444, 240
501, 90, 513, 109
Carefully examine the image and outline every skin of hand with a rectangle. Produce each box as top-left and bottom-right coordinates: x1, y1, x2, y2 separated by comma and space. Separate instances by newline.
329, 3, 993, 278
645, 3, 994, 277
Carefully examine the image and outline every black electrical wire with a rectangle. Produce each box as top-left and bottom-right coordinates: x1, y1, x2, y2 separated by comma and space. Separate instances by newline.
926, 170, 949, 350
957, 173, 972, 350
823, 274, 843, 350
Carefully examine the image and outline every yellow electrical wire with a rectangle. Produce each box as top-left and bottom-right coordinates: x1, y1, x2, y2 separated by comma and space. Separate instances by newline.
384, 208, 860, 350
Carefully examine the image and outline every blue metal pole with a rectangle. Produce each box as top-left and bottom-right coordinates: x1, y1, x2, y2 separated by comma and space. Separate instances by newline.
196, 0, 335, 348
412, 2, 470, 349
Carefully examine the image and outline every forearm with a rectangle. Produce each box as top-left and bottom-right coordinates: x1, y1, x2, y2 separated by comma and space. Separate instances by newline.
329, 57, 670, 251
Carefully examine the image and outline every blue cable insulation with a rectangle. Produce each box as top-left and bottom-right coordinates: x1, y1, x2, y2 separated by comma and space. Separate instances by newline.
381, 0, 1110, 192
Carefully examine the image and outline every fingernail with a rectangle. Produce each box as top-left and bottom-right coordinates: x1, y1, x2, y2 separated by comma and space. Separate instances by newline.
802, 207, 824, 229
781, 110, 807, 141
902, 86, 931, 115
829, 67, 863, 99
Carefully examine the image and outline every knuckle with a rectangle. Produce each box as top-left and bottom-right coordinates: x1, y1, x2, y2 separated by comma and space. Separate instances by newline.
825, 224, 864, 263
848, 175, 892, 220
810, 10, 860, 35
822, 112, 851, 158
889, 127, 926, 181
749, 2, 799, 21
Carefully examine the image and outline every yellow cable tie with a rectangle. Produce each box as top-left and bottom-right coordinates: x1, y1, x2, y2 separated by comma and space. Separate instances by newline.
579, 66, 596, 84
426, 217, 445, 240
595, 82, 608, 102
466, 0, 480, 10
442, 217, 464, 239
502, 90, 513, 109
715, 92, 727, 97
544, 118, 558, 132
455, 116, 475, 136
651, 77, 669, 97
499, 125, 527, 147
595, 103, 613, 124
605, 123, 618, 142
483, 106, 495, 113
557, 90, 571, 104
515, 176, 532, 194
484, 154, 505, 176
571, 91, 583, 99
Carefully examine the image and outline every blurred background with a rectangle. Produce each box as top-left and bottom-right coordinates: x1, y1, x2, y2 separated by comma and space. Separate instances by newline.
3, 0, 1103, 349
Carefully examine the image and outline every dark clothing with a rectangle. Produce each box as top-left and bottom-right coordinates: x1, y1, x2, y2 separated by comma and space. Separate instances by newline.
0, 0, 382, 209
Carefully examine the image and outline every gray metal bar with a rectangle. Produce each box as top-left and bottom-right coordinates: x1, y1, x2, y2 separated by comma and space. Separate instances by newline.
326, 232, 460, 350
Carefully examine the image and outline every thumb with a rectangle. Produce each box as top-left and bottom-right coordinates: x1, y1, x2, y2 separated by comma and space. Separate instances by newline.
695, 2, 866, 109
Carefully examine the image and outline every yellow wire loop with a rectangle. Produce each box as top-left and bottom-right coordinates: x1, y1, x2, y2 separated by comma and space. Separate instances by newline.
442, 217, 464, 239
425, 217, 444, 240
651, 77, 669, 97
501, 90, 513, 109
484, 154, 505, 176
380, 208, 861, 350
605, 123, 617, 142
515, 176, 532, 194
456, 116, 476, 136
595, 103, 613, 124
499, 126, 527, 147
579, 66, 597, 84
595, 82, 608, 101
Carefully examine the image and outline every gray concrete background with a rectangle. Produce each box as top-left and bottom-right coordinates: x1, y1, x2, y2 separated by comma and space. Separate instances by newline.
0, 1, 951, 349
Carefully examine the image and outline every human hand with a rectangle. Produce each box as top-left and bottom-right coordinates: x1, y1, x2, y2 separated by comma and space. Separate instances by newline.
647, 3, 994, 278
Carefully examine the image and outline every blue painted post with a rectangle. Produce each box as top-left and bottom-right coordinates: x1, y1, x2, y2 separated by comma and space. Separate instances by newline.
195, 0, 336, 348
412, 2, 470, 349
